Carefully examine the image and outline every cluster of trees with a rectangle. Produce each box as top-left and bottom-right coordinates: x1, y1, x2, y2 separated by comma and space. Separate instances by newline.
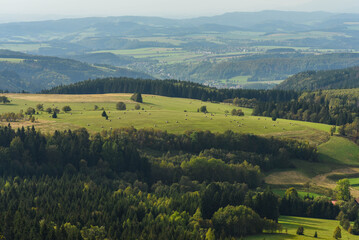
277, 66, 359, 91
338, 118, 359, 144
253, 90, 359, 126
279, 188, 340, 219
232, 97, 257, 108
0, 112, 25, 122
0, 125, 149, 177
231, 108, 244, 116
42, 77, 298, 103
0, 96, 10, 104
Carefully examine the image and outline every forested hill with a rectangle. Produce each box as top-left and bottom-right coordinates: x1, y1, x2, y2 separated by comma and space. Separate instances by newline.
276, 66, 359, 91
0, 50, 153, 92
42, 77, 298, 102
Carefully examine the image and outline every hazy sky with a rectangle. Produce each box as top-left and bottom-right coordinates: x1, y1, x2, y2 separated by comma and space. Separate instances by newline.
1, 0, 359, 22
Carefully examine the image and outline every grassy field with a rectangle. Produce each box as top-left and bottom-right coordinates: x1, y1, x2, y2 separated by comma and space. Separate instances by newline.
92, 47, 206, 64
0, 58, 24, 63
0, 94, 333, 142
0, 43, 49, 52
247, 216, 358, 239
349, 178, 359, 190
318, 136, 359, 166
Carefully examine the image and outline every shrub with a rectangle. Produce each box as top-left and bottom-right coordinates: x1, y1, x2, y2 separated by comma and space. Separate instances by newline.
101, 111, 108, 118
116, 102, 126, 110
333, 226, 341, 239
131, 93, 143, 103
342, 219, 350, 231
314, 231, 318, 238
94, 105, 99, 110
62, 105, 72, 112
25, 107, 35, 115
36, 104, 44, 111
231, 109, 244, 116
135, 104, 141, 110
45, 107, 52, 113
199, 106, 207, 113
296, 226, 304, 235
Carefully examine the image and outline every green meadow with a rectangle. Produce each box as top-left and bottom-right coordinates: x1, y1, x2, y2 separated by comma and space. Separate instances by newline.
272, 189, 324, 199
247, 216, 358, 240
0, 58, 24, 63
318, 136, 359, 166
1, 93, 332, 140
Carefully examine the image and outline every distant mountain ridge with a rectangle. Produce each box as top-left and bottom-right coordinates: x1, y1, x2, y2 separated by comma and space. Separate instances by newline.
0, 10, 358, 41
0, 50, 153, 92
276, 66, 359, 91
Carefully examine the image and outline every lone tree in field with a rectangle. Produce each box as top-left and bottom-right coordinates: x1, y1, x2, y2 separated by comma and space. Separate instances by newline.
0, 96, 10, 104
296, 226, 304, 235
52, 112, 57, 118
62, 105, 72, 113
199, 106, 207, 113
333, 226, 341, 239
131, 93, 143, 103
135, 104, 141, 110
102, 111, 108, 118
116, 102, 126, 110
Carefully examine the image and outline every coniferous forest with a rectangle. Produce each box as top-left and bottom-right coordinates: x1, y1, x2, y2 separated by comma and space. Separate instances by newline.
0, 124, 341, 239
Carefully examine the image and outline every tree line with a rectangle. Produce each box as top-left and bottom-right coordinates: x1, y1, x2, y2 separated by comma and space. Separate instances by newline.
41, 77, 298, 103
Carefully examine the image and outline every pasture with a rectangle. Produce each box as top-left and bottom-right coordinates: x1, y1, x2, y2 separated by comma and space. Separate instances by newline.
0, 93, 332, 141
247, 216, 358, 240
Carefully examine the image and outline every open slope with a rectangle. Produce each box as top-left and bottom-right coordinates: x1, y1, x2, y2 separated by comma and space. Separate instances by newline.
0, 50, 152, 92
247, 216, 357, 240
0, 93, 330, 141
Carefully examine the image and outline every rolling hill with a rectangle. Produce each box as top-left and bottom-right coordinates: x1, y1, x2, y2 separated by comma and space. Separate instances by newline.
276, 66, 359, 91
0, 50, 153, 92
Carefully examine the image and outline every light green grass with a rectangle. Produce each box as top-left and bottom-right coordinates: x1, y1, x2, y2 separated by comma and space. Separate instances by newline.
0, 44, 49, 52
124, 37, 186, 46
92, 47, 206, 64
272, 189, 323, 199
318, 136, 359, 166
0, 58, 24, 63
0, 94, 331, 142
349, 178, 359, 190
247, 216, 358, 239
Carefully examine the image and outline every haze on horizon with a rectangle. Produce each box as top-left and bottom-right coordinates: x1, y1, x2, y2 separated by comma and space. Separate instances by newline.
1, 0, 359, 23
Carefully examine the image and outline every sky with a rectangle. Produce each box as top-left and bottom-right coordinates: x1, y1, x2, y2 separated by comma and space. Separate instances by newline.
1, 0, 359, 22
